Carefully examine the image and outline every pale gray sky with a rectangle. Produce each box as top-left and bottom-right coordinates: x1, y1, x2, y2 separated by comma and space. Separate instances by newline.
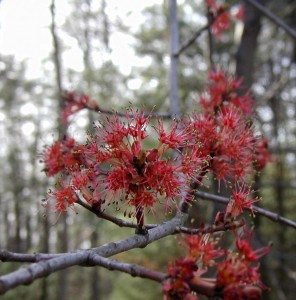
0, 0, 163, 78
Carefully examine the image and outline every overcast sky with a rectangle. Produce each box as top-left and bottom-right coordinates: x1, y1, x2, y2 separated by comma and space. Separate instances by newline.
0, 0, 163, 78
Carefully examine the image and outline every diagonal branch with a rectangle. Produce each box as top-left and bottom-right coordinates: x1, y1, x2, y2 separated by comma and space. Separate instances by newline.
195, 190, 296, 229
244, 0, 296, 40
87, 255, 217, 297
175, 23, 212, 57
88, 254, 165, 282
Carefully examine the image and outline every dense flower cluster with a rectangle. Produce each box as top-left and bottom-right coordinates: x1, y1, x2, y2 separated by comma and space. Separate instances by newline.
161, 70, 271, 299
43, 70, 270, 221
185, 70, 270, 182
163, 227, 270, 300
42, 137, 84, 177
207, 0, 244, 37
43, 109, 207, 222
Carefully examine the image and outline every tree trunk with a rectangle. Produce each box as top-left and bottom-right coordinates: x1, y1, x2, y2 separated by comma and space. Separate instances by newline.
169, 0, 181, 117
235, 0, 266, 92
50, 1, 69, 299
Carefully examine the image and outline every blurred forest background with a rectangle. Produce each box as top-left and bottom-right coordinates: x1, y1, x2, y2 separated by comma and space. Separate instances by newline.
0, 0, 296, 299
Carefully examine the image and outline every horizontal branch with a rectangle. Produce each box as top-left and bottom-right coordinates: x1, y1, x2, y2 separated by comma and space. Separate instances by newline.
84, 104, 171, 119
0, 251, 89, 295
178, 219, 245, 234
195, 190, 296, 229
0, 250, 62, 263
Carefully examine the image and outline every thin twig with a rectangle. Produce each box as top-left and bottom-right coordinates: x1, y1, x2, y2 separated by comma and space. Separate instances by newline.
76, 199, 159, 229
175, 23, 211, 57
195, 190, 296, 229
86, 104, 171, 119
177, 219, 245, 234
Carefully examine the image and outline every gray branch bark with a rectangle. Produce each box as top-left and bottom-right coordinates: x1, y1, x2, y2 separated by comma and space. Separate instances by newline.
0, 214, 185, 295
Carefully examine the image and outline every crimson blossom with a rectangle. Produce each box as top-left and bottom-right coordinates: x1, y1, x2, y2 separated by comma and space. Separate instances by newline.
43, 108, 207, 231
61, 91, 99, 123
163, 227, 270, 300
207, 0, 243, 38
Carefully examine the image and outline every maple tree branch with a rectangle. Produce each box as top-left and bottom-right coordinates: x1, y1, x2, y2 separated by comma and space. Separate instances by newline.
244, 0, 296, 40
176, 23, 212, 57
178, 219, 245, 234
92, 213, 186, 257
0, 251, 90, 295
88, 254, 166, 282
86, 104, 171, 119
0, 250, 62, 263
88, 254, 219, 297
76, 199, 143, 229
176, 3, 233, 58
0, 214, 186, 295
195, 190, 296, 229
0, 218, 244, 264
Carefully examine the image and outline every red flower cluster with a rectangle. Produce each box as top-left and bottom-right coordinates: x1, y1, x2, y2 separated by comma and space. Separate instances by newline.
207, 0, 244, 37
42, 137, 84, 176
185, 70, 266, 182
215, 228, 271, 299
163, 227, 270, 300
50, 181, 79, 213
200, 70, 254, 116
163, 258, 199, 300
84, 109, 206, 222
43, 109, 206, 220
43, 70, 271, 220
225, 184, 259, 219
62, 91, 99, 123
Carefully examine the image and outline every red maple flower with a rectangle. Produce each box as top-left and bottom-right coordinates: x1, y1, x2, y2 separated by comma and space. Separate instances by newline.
201, 70, 254, 116
253, 137, 272, 171
216, 257, 263, 299
184, 234, 224, 267
207, 1, 245, 38
42, 137, 84, 176
226, 184, 259, 218
211, 11, 231, 37
235, 227, 271, 262
163, 258, 199, 300
62, 91, 98, 123
186, 108, 256, 181
82, 109, 205, 219
48, 182, 78, 212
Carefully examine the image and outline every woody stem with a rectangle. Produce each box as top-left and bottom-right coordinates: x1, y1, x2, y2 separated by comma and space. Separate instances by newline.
135, 205, 147, 235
